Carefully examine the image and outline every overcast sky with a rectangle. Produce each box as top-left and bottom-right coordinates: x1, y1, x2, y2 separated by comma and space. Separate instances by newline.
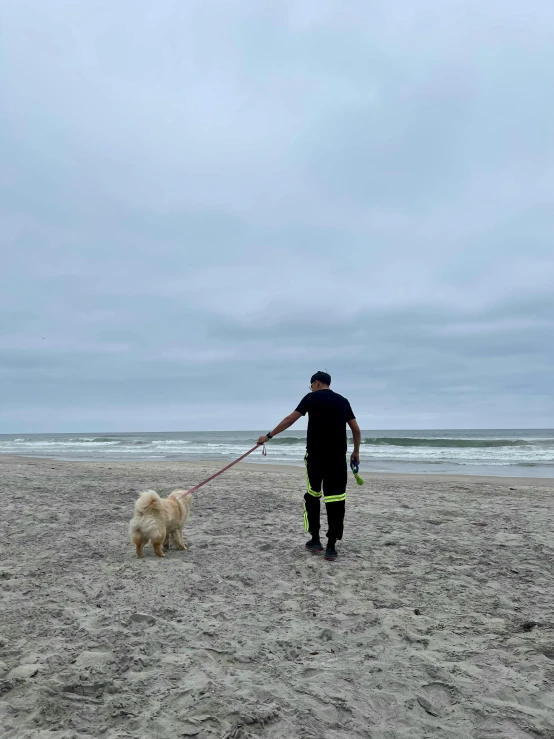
1, 0, 553, 433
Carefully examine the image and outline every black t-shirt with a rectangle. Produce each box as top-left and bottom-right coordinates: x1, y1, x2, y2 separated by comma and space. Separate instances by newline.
295, 389, 355, 456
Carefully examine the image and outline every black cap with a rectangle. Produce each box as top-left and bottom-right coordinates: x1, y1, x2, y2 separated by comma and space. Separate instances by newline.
311, 371, 331, 385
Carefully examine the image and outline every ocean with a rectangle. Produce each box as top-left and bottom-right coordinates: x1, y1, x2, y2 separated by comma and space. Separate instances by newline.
1, 429, 553, 477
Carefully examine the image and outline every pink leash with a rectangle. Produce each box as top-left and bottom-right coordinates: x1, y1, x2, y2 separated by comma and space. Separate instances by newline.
177, 443, 266, 499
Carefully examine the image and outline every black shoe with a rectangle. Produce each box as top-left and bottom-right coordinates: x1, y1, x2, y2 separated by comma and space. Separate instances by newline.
324, 544, 338, 561
305, 537, 323, 553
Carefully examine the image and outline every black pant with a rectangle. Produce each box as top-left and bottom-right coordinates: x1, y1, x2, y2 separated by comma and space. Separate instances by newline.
304, 453, 347, 542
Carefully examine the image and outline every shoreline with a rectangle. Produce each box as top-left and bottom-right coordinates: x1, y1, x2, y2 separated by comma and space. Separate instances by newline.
1, 452, 553, 486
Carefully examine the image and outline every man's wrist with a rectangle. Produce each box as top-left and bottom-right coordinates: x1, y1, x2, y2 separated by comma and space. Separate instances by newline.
266, 432, 273, 439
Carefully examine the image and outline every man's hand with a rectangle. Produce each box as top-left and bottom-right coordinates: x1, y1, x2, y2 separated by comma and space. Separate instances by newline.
348, 418, 361, 467
257, 435, 270, 445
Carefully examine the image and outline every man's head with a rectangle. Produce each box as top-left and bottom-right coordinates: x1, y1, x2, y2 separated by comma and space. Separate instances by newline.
310, 371, 331, 392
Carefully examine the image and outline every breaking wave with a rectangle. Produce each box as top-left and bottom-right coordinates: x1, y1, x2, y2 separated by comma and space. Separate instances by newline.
361, 437, 547, 448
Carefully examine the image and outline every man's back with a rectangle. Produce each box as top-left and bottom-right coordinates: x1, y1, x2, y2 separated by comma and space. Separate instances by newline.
295, 389, 355, 455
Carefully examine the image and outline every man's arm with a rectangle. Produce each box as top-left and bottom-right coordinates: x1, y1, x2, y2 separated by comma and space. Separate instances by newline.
348, 418, 362, 464
257, 411, 302, 445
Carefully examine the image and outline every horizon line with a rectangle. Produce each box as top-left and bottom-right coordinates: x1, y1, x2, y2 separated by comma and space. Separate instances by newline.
1, 427, 553, 436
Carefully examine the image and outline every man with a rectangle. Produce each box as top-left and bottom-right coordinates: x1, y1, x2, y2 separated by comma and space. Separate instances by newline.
258, 371, 361, 562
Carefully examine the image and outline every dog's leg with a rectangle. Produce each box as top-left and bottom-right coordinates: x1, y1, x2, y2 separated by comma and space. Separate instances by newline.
163, 534, 170, 550
152, 540, 165, 557
173, 529, 187, 551
132, 531, 145, 559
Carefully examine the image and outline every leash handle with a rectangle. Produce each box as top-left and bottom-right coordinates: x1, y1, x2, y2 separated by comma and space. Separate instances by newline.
178, 443, 266, 498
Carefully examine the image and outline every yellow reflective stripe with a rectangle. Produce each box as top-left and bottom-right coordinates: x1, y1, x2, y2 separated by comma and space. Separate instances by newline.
303, 504, 309, 531
324, 494, 346, 503
304, 452, 322, 498
306, 488, 322, 498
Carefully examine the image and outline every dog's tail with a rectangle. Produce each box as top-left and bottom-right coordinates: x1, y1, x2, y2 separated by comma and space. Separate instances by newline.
134, 489, 163, 515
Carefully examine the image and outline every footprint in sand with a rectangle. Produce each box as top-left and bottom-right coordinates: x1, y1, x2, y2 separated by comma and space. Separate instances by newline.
74, 650, 116, 669
63, 681, 106, 699
7, 664, 40, 680
128, 613, 156, 626
416, 682, 458, 717
472, 719, 539, 739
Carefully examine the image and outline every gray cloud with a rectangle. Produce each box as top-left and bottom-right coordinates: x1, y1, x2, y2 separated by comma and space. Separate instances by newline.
1, 0, 553, 432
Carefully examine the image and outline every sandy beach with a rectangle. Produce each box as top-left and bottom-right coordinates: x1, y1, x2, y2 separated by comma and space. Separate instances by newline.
1, 455, 554, 739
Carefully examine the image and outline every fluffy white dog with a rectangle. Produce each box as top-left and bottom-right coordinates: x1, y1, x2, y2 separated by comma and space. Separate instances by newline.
129, 489, 192, 558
